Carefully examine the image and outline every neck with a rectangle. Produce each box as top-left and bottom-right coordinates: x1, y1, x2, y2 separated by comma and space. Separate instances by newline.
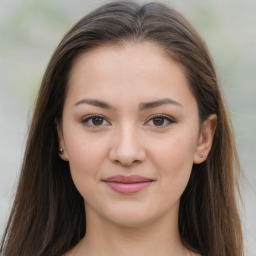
77, 206, 188, 256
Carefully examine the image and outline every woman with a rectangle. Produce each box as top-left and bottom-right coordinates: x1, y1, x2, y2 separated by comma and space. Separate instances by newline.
0, 1, 244, 256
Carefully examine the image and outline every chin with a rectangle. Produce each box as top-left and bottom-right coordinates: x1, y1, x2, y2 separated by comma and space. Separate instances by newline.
101, 204, 165, 228
108, 215, 155, 228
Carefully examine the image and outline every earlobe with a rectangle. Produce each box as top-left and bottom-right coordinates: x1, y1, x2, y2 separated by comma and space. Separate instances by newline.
56, 120, 69, 162
193, 114, 217, 164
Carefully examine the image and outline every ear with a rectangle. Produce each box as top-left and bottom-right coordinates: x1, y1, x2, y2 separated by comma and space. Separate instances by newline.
193, 114, 217, 164
56, 120, 69, 161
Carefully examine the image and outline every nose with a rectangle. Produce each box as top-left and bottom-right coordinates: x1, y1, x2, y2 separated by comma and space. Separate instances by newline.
108, 125, 146, 167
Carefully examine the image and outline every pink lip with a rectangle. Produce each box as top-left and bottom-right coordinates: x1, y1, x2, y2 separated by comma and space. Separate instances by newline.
103, 175, 153, 194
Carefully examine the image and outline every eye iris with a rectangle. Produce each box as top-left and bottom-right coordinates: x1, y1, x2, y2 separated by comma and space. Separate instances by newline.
92, 117, 103, 125
153, 117, 164, 126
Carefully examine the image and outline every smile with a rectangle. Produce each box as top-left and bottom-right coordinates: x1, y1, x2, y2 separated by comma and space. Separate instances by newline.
103, 175, 154, 194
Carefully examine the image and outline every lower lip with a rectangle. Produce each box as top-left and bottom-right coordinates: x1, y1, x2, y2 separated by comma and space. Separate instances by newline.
104, 181, 152, 194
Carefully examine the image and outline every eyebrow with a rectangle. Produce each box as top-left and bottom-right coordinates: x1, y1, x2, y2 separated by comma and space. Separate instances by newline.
139, 98, 183, 110
74, 97, 183, 110
74, 98, 112, 109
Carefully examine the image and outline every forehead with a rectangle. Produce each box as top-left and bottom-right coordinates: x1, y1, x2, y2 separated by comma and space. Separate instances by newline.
65, 42, 197, 111
70, 41, 172, 77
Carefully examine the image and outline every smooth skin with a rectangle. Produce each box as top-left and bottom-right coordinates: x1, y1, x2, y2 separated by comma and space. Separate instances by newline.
58, 42, 217, 256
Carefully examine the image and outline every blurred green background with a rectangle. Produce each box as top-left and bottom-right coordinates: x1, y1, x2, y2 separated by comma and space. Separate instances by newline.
0, 0, 255, 254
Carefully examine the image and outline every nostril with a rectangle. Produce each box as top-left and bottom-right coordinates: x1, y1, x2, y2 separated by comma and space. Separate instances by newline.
109, 148, 146, 167
113, 158, 141, 167
108, 131, 146, 165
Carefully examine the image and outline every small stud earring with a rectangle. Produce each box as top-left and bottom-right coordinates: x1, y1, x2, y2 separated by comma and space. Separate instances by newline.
198, 153, 204, 158
58, 148, 64, 155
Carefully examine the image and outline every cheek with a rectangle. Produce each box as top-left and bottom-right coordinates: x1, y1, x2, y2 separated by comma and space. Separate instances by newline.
154, 132, 196, 165
150, 131, 197, 191
65, 133, 109, 192
68, 143, 106, 201
70, 144, 105, 172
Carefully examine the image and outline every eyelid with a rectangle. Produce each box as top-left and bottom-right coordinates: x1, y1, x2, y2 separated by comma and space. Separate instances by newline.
81, 113, 175, 128
81, 114, 111, 127
145, 114, 175, 127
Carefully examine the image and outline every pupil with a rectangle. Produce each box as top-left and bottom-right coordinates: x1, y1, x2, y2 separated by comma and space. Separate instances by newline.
153, 117, 164, 126
92, 117, 103, 125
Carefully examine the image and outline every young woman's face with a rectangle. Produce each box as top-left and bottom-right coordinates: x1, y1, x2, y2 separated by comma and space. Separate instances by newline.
58, 42, 214, 228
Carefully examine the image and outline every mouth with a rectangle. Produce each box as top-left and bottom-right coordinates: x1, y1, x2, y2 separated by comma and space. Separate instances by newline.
103, 175, 154, 194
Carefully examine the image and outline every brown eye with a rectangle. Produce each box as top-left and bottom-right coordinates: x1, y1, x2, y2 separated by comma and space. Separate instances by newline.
153, 117, 165, 126
146, 114, 175, 128
82, 115, 110, 127
92, 117, 104, 126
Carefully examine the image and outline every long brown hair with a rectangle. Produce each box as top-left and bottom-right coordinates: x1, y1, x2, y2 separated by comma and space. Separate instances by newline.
1, 1, 243, 255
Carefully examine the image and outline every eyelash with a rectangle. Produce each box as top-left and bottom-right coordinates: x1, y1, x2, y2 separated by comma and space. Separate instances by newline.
146, 114, 175, 128
81, 114, 175, 128
82, 114, 110, 127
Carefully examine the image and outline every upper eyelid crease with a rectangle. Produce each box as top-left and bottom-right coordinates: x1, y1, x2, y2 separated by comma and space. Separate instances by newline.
146, 115, 175, 126
82, 115, 110, 127
81, 114, 175, 128
82, 114, 108, 122
150, 114, 174, 120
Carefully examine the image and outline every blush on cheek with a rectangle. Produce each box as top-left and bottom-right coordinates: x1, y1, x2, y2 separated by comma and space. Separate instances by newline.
68, 142, 105, 177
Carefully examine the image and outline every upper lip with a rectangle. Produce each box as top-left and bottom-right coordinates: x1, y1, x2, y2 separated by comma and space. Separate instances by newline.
103, 175, 153, 183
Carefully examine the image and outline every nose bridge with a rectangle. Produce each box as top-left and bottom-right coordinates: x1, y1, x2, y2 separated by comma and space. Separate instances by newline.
109, 121, 145, 166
